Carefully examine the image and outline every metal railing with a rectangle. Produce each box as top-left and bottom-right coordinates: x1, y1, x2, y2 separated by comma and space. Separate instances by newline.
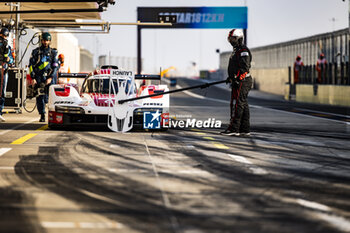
294, 62, 350, 85
250, 28, 348, 69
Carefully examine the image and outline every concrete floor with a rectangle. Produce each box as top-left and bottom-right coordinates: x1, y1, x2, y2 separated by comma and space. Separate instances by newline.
0, 79, 349, 233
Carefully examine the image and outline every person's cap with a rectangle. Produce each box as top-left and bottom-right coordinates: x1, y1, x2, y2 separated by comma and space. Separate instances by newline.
0, 27, 9, 37
42, 32, 52, 41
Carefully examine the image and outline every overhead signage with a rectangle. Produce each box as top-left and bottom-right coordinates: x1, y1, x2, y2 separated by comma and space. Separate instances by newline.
138, 7, 248, 29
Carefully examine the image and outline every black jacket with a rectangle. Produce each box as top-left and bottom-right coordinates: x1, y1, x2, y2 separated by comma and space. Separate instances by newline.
29, 45, 58, 84
227, 44, 252, 79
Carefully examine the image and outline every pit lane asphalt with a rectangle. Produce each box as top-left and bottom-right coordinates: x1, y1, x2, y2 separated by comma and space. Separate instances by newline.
0, 78, 349, 233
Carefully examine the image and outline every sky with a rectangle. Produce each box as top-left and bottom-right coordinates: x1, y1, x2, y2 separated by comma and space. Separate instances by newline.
76, 0, 348, 75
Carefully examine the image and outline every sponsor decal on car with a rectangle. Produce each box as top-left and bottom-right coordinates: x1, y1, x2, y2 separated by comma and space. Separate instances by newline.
54, 101, 74, 105
143, 103, 163, 106
111, 70, 133, 76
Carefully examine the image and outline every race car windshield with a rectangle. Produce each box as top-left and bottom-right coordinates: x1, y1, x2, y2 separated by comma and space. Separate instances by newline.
81, 78, 136, 94
125, 79, 136, 95
81, 79, 118, 94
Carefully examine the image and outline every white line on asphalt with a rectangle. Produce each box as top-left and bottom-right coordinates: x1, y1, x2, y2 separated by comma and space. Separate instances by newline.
249, 167, 268, 175
315, 212, 350, 232
267, 193, 350, 232
298, 198, 350, 232
41, 221, 122, 229
0, 166, 14, 170
0, 148, 11, 157
42, 222, 75, 228
79, 222, 121, 229
0, 119, 37, 136
296, 198, 330, 212
176, 170, 206, 174
185, 144, 195, 149
144, 141, 172, 208
144, 139, 180, 232
179, 84, 350, 125
107, 168, 148, 173
227, 154, 252, 164
177, 84, 229, 104
78, 188, 121, 206
159, 169, 209, 175
227, 154, 268, 175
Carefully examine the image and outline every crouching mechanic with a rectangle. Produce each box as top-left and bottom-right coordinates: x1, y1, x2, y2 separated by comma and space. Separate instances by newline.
29, 32, 58, 122
0, 27, 14, 122
221, 29, 253, 136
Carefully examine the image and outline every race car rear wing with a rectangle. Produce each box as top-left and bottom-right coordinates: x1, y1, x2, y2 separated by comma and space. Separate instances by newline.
58, 73, 89, 79
134, 74, 161, 80
58, 73, 160, 80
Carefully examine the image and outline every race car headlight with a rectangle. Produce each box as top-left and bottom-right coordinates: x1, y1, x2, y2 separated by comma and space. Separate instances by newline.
55, 106, 85, 114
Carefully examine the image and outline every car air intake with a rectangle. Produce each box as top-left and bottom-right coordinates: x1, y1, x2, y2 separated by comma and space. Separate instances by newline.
54, 86, 70, 97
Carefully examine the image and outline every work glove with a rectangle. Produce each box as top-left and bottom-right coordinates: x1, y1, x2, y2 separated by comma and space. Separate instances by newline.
226, 76, 240, 88
232, 78, 240, 89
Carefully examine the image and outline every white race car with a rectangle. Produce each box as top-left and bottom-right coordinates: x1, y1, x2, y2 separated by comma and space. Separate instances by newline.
48, 67, 169, 132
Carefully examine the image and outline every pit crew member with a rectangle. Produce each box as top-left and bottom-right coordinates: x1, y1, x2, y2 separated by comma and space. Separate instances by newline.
221, 29, 253, 136
29, 32, 59, 122
0, 27, 14, 122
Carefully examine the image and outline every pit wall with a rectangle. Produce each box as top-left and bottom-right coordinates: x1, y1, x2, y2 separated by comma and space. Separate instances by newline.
250, 68, 289, 96
251, 68, 350, 107
290, 85, 350, 107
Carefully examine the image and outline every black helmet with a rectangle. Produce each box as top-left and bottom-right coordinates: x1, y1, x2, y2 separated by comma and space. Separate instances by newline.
42, 32, 51, 41
0, 27, 9, 37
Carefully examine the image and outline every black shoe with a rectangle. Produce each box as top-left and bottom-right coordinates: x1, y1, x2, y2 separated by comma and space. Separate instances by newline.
220, 129, 240, 136
220, 128, 231, 134
39, 114, 45, 122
